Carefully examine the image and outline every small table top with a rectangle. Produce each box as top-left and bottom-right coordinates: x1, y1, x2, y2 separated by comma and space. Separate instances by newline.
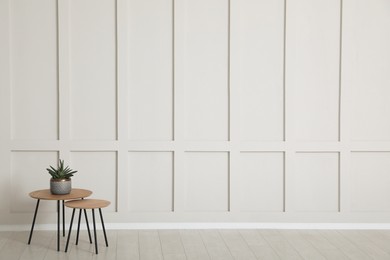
29, 188, 92, 200
65, 199, 110, 209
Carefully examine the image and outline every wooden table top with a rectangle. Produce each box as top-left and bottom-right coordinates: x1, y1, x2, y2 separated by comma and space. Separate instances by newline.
29, 188, 92, 200
65, 199, 110, 209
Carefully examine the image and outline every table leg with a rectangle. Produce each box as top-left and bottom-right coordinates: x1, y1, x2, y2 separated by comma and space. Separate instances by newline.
76, 209, 82, 245
83, 209, 92, 243
65, 208, 76, 252
92, 209, 98, 254
62, 200, 65, 237
99, 208, 108, 247
27, 199, 40, 244
57, 200, 60, 251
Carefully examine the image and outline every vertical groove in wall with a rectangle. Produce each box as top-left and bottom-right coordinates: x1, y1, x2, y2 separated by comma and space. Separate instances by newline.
227, 0, 231, 142
115, 151, 118, 212
283, 152, 286, 212
172, 0, 175, 141
172, 151, 175, 212
338, 0, 343, 212
8, 0, 13, 140
57, 0, 62, 153
56, 0, 60, 141
282, 0, 287, 142
282, 0, 288, 212
338, 0, 343, 142
115, 0, 119, 141
115, 0, 120, 210
227, 152, 231, 211
227, 0, 231, 211
65, 0, 71, 144
338, 152, 341, 212
171, 0, 176, 211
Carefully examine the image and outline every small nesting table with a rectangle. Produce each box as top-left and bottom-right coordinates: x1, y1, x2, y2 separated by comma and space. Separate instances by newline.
28, 188, 92, 251
65, 199, 110, 254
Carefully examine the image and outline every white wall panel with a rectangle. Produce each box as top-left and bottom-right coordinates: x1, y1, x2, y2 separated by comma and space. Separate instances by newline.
176, 0, 229, 141
344, 0, 390, 141
10, 0, 58, 140
128, 152, 173, 212
287, 0, 340, 141
11, 151, 58, 213
71, 152, 117, 212
3, 0, 390, 225
184, 152, 229, 211
351, 152, 390, 211
128, 0, 173, 141
237, 152, 284, 211
70, 0, 117, 140
234, 0, 284, 141
292, 152, 339, 212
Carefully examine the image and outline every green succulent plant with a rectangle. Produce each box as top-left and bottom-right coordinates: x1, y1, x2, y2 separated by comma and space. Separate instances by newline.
46, 159, 77, 179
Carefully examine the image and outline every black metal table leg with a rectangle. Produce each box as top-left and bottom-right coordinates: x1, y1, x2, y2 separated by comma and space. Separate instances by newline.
92, 209, 98, 254
83, 209, 92, 243
76, 209, 82, 245
27, 199, 40, 244
99, 208, 108, 247
62, 200, 65, 237
65, 208, 76, 252
57, 200, 60, 251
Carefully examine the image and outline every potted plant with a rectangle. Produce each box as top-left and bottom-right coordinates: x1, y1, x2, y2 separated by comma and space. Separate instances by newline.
46, 159, 77, 195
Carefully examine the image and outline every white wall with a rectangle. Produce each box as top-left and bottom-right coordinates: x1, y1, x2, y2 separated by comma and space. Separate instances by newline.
1, 0, 390, 225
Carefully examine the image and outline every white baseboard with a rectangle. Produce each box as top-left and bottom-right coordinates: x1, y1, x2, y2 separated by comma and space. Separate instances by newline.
2, 222, 390, 231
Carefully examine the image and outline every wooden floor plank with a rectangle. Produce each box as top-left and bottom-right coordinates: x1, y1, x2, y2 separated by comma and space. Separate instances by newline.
298, 230, 349, 260
0, 231, 30, 260
200, 230, 234, 260
338, 230, 390, 260
259, 230, 303, 260
180, 230, 210, 260
4, 229, 390, 260
94, 230, 117, 260
358, 230, 390, 255
379, 230, 390, 238
239, 229, 280, 260
43, 231, 77, 260
0, 231, 15, 252
116, 230, 140, 260
278, 230, 325, 260
20, 231, 54, 260
320, 230, 371, 260
159, 230, 187, 260
219, 230, 257, 260
138, 230, 163, 260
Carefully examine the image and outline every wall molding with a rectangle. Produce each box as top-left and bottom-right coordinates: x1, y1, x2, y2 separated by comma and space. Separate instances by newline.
3, 222, 390, 232
2, 0, 390, 224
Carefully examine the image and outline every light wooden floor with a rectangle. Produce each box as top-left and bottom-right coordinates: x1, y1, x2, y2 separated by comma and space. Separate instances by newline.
1, 229, 390, 260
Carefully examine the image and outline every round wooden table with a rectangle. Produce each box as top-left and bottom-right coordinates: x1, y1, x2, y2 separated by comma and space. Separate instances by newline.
65, 199, 111, 254
28, 188, 92, 251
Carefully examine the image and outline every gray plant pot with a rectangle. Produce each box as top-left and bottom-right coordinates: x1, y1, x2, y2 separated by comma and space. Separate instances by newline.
50, 178, 72, 195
